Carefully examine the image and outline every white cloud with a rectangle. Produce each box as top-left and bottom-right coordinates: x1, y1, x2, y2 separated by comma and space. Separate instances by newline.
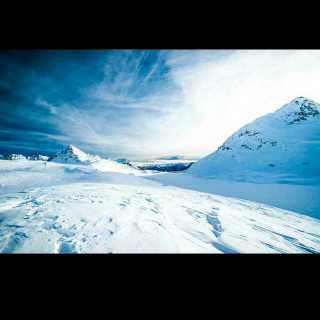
149, 50, 320, 158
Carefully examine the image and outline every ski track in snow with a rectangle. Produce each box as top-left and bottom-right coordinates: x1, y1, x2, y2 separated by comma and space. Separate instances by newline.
0, 160, 320, 253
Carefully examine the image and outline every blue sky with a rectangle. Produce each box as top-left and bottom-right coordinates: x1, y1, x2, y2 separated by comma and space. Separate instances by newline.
1, 50, 320, 160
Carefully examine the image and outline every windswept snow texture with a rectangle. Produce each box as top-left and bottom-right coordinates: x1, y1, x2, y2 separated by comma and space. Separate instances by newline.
147, 172, 320, 219
188, 97, 320, 185
1, 160, 320, 253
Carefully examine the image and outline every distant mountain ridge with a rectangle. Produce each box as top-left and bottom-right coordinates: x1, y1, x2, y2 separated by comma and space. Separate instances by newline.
48, 146, 196, 173
188, 97, 320, 184
0, 153, 49, 161
139, 162, 194, 172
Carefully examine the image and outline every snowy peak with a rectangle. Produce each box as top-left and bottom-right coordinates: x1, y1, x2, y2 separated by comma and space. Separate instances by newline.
48, 145, 100, 164
62, 145, 85, 157
289, 96, 320, 111
47, 146, 142, 175
274, 96, 320, 125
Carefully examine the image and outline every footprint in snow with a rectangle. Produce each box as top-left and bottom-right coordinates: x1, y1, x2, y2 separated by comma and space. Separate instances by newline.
58, 242, 76, 254
41, 222, 55, 230
42, 214, 58, 220
1, 232, 29, 253
5, 224, 24, 229
56, 229, 75, 237
206, 212, 224, 238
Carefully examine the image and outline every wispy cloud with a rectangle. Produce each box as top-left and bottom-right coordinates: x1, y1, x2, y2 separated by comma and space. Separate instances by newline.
36, 97, 57, 114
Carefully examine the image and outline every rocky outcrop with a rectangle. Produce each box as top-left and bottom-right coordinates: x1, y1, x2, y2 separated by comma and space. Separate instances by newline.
115, 158, 135, 167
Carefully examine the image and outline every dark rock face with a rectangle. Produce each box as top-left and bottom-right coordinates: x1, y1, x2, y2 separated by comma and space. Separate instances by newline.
116, 158, 134, 167
49, 145, 75, 161
287, 97, 320, 125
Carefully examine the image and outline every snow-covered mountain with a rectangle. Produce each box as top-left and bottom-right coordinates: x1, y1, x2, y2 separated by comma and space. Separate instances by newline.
48, 145, 101, 164
188, 97, 320, 184
0, 153, 49, 161
48, 145, 147, 175
28, 153, 49, 161
4, 154, 27, 160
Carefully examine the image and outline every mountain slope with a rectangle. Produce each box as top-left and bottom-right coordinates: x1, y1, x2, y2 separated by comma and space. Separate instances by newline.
188, 97, 320, 184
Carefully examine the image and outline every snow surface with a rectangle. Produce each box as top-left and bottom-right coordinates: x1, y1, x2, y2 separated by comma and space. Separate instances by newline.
147, 172, 320, 219
1, 160, 320, 253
